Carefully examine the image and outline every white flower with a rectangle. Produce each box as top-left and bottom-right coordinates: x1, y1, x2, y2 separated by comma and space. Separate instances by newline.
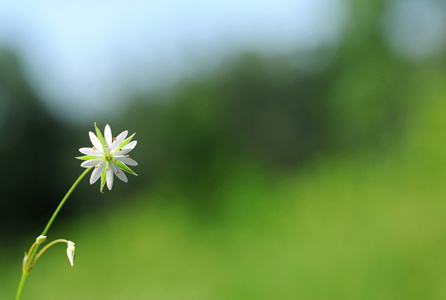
77, 123, 138, 192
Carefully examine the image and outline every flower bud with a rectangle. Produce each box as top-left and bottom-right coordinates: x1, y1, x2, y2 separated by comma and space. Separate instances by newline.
66, 241, 75, 266
36, 235, 47, 244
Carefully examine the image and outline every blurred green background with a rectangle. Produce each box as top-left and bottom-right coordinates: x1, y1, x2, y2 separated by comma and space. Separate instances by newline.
2, 0, 446, 299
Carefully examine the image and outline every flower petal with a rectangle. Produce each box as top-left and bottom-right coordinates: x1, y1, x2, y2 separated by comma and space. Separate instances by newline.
113, 133, 135, 151
123, 140, 137, 150
111, 130, 128, 151
79, 147, 100, 156
81, 159, 103, 168
104, 124, 113, 148
117, 141, 137, 155
106, 167, 114, 190
90, 161, 105, 184
110, 163, 128, 183
89, 132, 104, 153
115, 156, 138, 166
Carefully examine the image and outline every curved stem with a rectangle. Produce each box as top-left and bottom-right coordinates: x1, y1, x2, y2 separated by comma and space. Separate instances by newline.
15, 167, 92, 300
41, 167, 92, 236
29, 239, 69, 270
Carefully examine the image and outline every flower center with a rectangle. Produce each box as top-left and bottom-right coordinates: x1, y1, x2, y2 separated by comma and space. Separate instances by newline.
104, 151, 112, 161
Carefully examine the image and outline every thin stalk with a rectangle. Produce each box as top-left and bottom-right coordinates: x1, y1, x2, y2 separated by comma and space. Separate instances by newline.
41, 167, 92, 236
30, 239, 69, 269
15, 167, 92, 300
15, 273, 28, 300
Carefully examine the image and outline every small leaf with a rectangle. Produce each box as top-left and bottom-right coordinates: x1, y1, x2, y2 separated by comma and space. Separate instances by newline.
94, 122, 107, 148
76, 155, 100, 161
23, 252, 28, 271
100, 164, 107, 193
114, 160, 137, 176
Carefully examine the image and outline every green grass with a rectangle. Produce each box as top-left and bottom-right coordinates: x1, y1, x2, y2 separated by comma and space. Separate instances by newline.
3, 100, 446, 299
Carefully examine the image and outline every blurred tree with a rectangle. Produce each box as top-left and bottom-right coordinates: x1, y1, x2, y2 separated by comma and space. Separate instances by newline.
0, 49, 71, 240
116, 0, 413, 208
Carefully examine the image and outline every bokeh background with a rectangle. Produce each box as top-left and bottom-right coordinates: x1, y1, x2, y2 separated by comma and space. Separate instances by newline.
2, 0, 446, 299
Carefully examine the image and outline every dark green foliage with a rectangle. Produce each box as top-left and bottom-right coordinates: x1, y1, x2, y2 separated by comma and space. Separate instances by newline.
0, 49, 69, 238
119, 47, 410, 190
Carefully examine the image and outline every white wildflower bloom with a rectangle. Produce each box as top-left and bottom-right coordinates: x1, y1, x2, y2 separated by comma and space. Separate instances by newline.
77, 123, 138, 192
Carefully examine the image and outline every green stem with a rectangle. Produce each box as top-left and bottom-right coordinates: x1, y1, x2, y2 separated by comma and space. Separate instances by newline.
15, 272, 28, 300
41, 167, 92, 236
30, 239, 70, 270
15, 167, 92, 300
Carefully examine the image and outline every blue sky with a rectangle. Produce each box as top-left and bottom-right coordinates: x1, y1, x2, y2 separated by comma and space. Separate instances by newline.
0, 1, 347, 120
